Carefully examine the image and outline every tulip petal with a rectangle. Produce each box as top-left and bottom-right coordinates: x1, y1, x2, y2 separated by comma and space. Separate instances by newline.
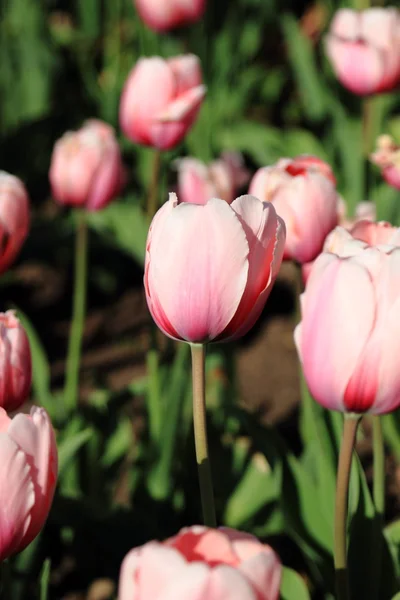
167, 54, 203, 94
206, 565, 257, 600
239, 552, 281, 600
326, 38, 384, 95
118, 548, 140, 600
0, 434, 34, 560
156, 85, 207, 122
147, 198, 249, 341
297, 254, 376, 412
160, 564, 209, 600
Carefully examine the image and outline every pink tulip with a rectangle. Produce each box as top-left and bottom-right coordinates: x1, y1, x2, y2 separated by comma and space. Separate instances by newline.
0, 406, 57, 560
134, 0, 206, 32
50, 119, 125, 211
249, 155, 338, 264
176, 152, 249, 206
326, 8, 400, 95
371, 134, 400, 190
296, 230, 400, 413
0, 172, 30, 275
145, 193, 285, 343
0, 311, 32, 412
120, 55, 206, 151
119, 526, 281, 600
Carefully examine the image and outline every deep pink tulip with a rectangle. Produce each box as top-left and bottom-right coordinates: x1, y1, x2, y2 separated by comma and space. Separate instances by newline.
249, 155, 338, 264
371, 134, 400, 190
0, 406, 57, 560
145, 193, 285, 343
119, 526, 281, 600
0, 311, 31, 412
326, 8, 400, 95
0, 172, 30, 275
296, 229, 400, 414
120, 55, 206, 151
176, 152, 249, 206
49, 119, 125, 211
134, 0, 206, 32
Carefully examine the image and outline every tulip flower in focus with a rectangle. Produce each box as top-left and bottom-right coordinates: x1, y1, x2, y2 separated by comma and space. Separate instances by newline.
134, 0, 206, 32
145, 193, 285, 343
249, 155, 338, 264
119, 526, 281, 600
295, 228, 400, 414
176, 152, 249, 205
120, 55, 206, 151
325, 8, 400, 95
49, 120, 125, 211
370, 134, 400, 190
0, 172, 30, 275
0, 406, 57, 560
0, 310, 31, 412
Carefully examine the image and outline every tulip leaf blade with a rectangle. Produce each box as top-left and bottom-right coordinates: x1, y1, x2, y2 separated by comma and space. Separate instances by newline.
280, 566, 311, 600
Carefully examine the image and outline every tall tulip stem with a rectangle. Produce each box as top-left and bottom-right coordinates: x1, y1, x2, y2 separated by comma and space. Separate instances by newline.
335, 414, 361, 600
147, 149, 162, 221
64, 210, 88, 413
190, 343, 217, 528
371, 415, 385, 593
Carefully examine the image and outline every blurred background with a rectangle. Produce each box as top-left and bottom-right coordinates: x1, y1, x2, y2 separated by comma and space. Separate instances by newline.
2, 0, 400, 598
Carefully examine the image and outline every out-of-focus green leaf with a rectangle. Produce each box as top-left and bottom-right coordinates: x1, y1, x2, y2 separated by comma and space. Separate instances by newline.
58, 427, 93, 478
102, 418, 133, 467
219, 121, 282, 166
280, 567, 311, 600
39, 559, 51, 600
284, 129, 330, 162
282, 13, 327, 122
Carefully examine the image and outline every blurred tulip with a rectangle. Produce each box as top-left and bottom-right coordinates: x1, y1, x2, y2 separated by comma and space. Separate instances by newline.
0, 172, 30, 275
50, 120, 125, 211
0, 311, 31, 412
0, 406, 57, 560
119, 526, 281, 600
296, 232, 400, 414
120, 55, 206, 151
145, 192, 285, 343
134, 0, 206, 32
371, 134, 400, 190
176, 152, 249, 205
326, 8, 400, 95
249, 155, 338, 264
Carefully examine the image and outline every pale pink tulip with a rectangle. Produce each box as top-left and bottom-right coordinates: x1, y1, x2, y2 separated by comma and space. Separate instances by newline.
134, 0, 206, 31
119, 526, 281, 600
176, 152, 249, 205
50, 119, 125, 211
0, 406, 57, 560
0, 172, 30, 275
0, 311, 31, 412
249, 155, 338, 264
145, 193, 285, 343
326, 8, 400, 95
296, 229, 400, 413
371, 134, 400, 190
120, 55, 206, 151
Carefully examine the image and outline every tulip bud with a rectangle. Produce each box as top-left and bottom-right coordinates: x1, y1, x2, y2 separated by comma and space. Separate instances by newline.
0, 406, 57, 560
296, 225, 400, 414
49, 120, 125, 211
325, 8, 400, 95
120, 55, 206, 151
249, 155, 338, 264
0, 172, 30, 275
176, 152, 249, 206
119, 526, 281, 600
0, 310, 31, 412
145, 193, 285, 343
134, 0, 206, 32
370, 134, 400, 190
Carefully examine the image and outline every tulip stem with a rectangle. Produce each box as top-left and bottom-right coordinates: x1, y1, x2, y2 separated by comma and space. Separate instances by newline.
371, 415, 385, 594
64, 210, 88, 414
147, 149, 162, 221
335, 414, 361, 600
190, 343, 217, 528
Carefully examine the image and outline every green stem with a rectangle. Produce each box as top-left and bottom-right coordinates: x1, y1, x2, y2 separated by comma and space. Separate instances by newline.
190, 343, 217, 528
64, 211, 88, 413
371, 415, 385, 596
147, 149, 162, 221
335, 415, 361, 600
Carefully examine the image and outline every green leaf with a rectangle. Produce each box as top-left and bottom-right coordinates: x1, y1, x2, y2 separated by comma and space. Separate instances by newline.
58, 427, 93, 478
102, 418, 133, 467
280, 567, 311, 600
39, 559, 51, 600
